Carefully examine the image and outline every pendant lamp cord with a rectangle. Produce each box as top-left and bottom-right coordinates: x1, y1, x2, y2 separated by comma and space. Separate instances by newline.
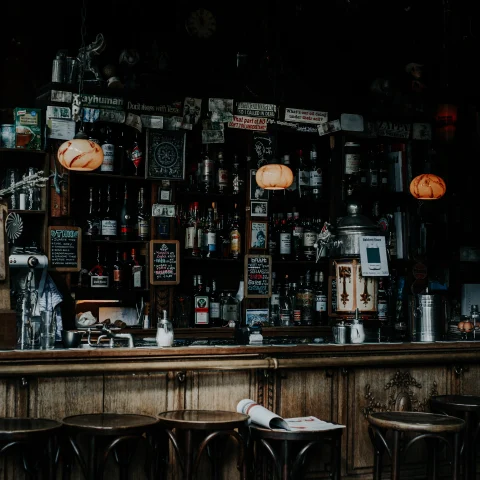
77, 0, 88, 135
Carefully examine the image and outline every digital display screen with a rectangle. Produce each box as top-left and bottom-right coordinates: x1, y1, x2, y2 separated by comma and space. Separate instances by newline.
366, 247, 381, 263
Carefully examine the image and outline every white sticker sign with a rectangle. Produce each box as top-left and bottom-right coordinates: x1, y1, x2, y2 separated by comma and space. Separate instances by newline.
228, 115, 267, 131
359, 236, 389, 277
141, 115, 164, 129
236, 102, 276, 118
285, 108, 328, 125
48, 119, 76, 140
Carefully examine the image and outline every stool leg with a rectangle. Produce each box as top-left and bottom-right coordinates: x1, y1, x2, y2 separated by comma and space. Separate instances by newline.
281, 439, 289, 480
464, 411, 475, 480
333, 431, 342, 480
88, 435, 98, 480
185, 429, 194, 480
369, 426, 385, 480
452, 432, 461, 480
425, 437, 438, 479
391, 430, 401, 480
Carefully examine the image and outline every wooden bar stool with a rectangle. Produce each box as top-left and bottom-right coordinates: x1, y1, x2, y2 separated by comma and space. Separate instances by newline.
367, 411, 465, 480
430, 394, 480, 479
249, 424, 343, 480
157, 409, 250, 480
0, 417, 62, 479
61, 413, 159, 480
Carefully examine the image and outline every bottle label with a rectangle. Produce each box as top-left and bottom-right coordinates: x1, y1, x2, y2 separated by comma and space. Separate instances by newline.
230, 232, 241, 253
217, 168, 228, 186
186, 226, 195, 249
132, 265, 142, 288
378, 302, 388, 319
91, 275, 109, 288
370, 173, 378, 186
382, 176, 388, 184
268, 240, 277, 256
292, 227, 304, 238
120, 225, 133, 236
279, 233, 291, 254
298, 170, 309, 186
223, 304, 238, 322
203, 159, 214, 176
197, 228, 203, 248
101, 144, 115, 172
210, 301, 220, 318
345, 153, 360, 174
160, 189, 171, 201
113, 270, 123, 283
101, 220, 117, 236
309, 169, 322, 186
207, 232, 216, 251
303, 232, 317, 247
195, 296, 210, 324
138, 220, 149, 238
315, 294, 327, 312
270, 293, 280, 306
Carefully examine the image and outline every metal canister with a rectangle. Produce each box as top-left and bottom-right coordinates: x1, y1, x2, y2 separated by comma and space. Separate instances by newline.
52, 55, 65, 83
0, 124, 15, 148
408, 293, 445, 342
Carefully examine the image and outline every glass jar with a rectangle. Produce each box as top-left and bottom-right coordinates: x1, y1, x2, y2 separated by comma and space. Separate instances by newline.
156, 310, 174, 347
221, 291, 240, 328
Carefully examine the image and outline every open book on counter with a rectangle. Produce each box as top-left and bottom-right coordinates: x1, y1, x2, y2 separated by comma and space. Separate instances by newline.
237, 399, 346, 432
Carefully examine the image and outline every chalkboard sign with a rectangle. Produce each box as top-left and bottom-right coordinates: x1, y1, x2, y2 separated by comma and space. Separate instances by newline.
48, 226, 81, 272
150, 240, 180, 285
244, 254, 272, 298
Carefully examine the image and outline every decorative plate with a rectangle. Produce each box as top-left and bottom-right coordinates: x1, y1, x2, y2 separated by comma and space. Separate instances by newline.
5, 212, 23, 241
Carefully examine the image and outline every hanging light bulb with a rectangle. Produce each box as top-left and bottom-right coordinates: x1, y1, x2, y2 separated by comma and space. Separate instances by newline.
256, 162, 294, 190
57, 130, 104, 171
409, 173, 446, 200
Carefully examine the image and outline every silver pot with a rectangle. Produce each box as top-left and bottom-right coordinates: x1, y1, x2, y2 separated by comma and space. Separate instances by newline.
331, 201, 382, 257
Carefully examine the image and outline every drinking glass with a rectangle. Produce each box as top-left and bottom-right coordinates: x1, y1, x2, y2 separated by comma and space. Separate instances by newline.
40, 310, 56, 350
174, 294, 191, 328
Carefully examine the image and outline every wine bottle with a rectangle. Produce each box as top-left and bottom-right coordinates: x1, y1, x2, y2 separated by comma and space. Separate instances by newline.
89, 246, 110, 288
194, 274, 210, 327
119, 183, 134, 240
112, 248, 124, 290
85, 186, 100, 240
137, 187, 150, 241
100, 124, 115, 173
128, 248, 144, 290
101, 184, 117, 240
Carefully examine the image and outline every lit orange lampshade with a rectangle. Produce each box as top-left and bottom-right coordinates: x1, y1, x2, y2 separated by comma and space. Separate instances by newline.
57, 132, 104, 171
409, 173, 446, 200
256, 164, 294, 190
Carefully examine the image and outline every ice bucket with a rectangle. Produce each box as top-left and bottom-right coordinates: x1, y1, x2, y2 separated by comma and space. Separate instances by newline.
408, 293, 445, 342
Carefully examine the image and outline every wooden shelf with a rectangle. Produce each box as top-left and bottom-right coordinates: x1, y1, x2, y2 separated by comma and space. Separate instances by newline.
0, 148, 45, 155
73, 287, 150, 301
73, 171, 150, 181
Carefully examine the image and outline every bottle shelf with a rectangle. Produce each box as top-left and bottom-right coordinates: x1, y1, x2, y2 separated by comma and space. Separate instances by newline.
176, 191, 243, 199
0, 148, 46, 155
182, 256, 243, 263
73, 171, 149, 181
82, 239, 150, 244
272, 259, 328, 265
9, 209, 46, 215
73, 287, 150, 301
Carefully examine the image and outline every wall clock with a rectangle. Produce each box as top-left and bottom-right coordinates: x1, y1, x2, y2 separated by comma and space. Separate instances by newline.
185, 8, 217, 39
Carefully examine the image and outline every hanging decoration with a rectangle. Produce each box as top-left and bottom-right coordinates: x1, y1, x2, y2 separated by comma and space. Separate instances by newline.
409, 173, 446, 200
255, 163, 293, 190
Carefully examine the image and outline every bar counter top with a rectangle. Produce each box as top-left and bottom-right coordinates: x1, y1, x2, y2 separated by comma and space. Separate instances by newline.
1, 340, 479, 376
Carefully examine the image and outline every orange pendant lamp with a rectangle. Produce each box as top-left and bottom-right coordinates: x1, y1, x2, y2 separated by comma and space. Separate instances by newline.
256, 162, 293, 190
409, 173, 446, 200
57, 130, 104, 171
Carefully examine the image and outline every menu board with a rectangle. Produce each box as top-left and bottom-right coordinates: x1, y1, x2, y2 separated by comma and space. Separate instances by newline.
150, 240, 180, 285
48, 226, 81, 272
244, 254, 272, 298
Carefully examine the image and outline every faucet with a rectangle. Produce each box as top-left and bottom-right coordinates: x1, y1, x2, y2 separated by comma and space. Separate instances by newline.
91, 324, 134, 348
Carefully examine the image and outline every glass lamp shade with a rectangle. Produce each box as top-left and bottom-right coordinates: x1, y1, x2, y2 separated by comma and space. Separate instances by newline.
409, 173, 446, 200
256, 164, 294, 190
57, 134, 104, 171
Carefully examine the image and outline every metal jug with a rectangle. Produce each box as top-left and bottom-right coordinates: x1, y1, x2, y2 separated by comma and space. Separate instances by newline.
408, 291, 445, 342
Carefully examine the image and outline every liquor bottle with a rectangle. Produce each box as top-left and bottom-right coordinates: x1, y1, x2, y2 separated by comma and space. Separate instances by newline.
387, 213, 398, 261
268, 213, 278, 259
291, 280, 301, 326
194, 274, 210, 327
216, 149, 229, 194
309, 144, 323, 201
378, 144, 389, 191
302, 217, 317, 261
217, 213, 230, 259
377, 278, 388, 321
185, 203, 195, 256
279, 275, 293, 326
191, 202, 201, 258
278, 215, 292, 261
314, 271, 328, 325
119, 183, 134, 240
205, 207, 217, 258
100, 124, 115, 173
85, 186, 100, 240
209, 278, 221, 327
357, 150, 368, 195
112, 248, 124, 290
231, 155, 245, 195
101, 184, 117, 240
131, 130, 143, 176
221, 291, 240, 327
87, 122, 101, 146
115, 126, 128, 175
269, 272, 281, 326
229, 208, 242, 260
292, 211, 304, 261
283, 153, 297, 201
301, 270, 315, 325
128, 248, 143, 290
367, 146, 379, 190
201, 148, 215, 193
372, 201, 390, 236
137, 187, 150, 241
297, 149, 310, 199
89, 246, 110, 288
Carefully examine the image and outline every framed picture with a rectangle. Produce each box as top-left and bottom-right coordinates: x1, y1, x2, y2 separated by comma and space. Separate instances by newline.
145, 129, 186, 180
250, 221, 268, 250
251, 201, 268, 218
245, 308, 269, 327
250, 169, 269, 200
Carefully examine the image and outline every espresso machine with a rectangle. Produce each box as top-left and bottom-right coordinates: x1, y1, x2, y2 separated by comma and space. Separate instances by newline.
9, 247, 49, 349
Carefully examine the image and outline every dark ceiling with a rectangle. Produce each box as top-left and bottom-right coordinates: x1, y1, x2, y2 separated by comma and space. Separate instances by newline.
1, 0, 479, 109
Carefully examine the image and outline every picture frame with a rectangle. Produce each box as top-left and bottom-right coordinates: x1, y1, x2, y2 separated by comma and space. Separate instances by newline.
250, 220, 268, 250
250, 169, 269, 200
250, 201, 268, 218
245, 308, 269, 327
145, 129, 186, 180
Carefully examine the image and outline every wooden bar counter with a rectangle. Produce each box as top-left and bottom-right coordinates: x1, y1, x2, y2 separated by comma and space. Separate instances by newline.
0, 340, 479, 478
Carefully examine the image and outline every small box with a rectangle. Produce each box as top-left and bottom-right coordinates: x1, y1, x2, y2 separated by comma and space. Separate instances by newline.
14, 108, 42, 150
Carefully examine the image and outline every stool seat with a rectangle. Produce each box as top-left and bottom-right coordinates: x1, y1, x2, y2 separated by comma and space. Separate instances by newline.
62, 413, 159, 434
368, 411, 465, 433
367, 411, 465, 480
157, 409, 250, 480
0, 417, 62, 479
430, 394, 480, 479
250, 424, 343, 480
62, 413, 159, 480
